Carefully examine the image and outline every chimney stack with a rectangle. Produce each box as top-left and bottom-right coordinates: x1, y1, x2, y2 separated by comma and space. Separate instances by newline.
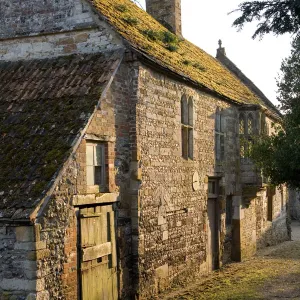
145, 0, 182, 36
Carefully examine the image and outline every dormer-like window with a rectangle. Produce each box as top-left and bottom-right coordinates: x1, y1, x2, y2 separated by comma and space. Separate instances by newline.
181, 95, 193, 159
215, 107, 225, 161
86, 142, 106, 188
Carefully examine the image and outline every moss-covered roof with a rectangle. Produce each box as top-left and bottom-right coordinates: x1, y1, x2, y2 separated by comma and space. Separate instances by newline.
89, 0, 265, 106
0, 51, 122, 219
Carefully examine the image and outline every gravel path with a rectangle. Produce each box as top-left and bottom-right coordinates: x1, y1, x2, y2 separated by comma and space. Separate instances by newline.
160, 222, 300, 300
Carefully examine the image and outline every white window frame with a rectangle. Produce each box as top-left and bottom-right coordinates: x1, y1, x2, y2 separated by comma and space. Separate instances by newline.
86, 142, 106, 189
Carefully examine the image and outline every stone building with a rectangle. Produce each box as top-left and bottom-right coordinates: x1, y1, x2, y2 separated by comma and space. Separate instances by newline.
0, 0, 290, 299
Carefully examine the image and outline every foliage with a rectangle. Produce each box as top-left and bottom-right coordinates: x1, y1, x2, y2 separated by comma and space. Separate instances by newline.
142, 29, 180, 52
231, 0, 300, 38
122, 16, 139, 25
115, 4, 128, 12
250, 35, 300, 188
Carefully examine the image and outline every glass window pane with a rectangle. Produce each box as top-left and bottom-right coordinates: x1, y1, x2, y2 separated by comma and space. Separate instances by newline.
248, 115, 253, 135
220, 135, 225, 160
215, 134, 220, 161
240, 143, 245, 159
188, 128, 193, 159
181, 97, 188, 125
239, 116, 245, 134
215, 112, 220, 132
86, 165, 94, 185
94, 145, 103, 166
220, 114, 225, 133
182, 126, 188, 159
188, 97, 193, 126
94, 166, 102, 185
208, 181, 216, 194
86, 145, 94, 166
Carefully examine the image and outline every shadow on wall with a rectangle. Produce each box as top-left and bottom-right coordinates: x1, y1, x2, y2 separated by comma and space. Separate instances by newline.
289, 189, 300, 221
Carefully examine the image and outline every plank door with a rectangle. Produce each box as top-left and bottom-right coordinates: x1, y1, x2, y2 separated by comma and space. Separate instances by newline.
79, 205, 117, 300
207, 198, 219, 271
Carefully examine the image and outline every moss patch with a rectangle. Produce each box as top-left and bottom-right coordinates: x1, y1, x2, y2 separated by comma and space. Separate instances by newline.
89, 0, 263, 105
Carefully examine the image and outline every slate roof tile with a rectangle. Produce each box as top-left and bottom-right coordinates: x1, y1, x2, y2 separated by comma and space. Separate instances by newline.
0, 50, 123, 219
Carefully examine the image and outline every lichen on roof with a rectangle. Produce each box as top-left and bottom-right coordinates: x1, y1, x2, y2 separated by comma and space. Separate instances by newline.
0, 51, 122, 219
89, 0, 262, 106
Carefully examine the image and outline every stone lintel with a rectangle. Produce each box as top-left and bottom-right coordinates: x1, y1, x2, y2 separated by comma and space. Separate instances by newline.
73, 193, 119, 206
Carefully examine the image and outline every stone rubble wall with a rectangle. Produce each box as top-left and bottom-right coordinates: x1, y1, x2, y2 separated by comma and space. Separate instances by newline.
36, 57, 139, 299
0, 55, 139, 299
0, 0, 123, 61
240, 186, 290, 260
135, 64, 241, 298
0, 0, 94, 39
289, 190, 300, 220
0, 224, 48, 300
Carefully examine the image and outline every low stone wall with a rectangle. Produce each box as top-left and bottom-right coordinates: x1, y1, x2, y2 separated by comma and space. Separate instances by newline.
0, 224, 49, 300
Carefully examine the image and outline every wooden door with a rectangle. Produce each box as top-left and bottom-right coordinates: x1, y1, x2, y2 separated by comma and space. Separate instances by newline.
79, 204, 117, 300
207, 199, 219, 271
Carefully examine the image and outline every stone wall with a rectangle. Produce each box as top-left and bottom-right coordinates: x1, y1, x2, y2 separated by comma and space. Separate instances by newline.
0, 54, 139, 299
0, 0, 123, 61
289, 189, 300, 220
0, 0, 95, 39
135, 64, 241, 298
0, 224, 47, 300
240, 185, 289, 260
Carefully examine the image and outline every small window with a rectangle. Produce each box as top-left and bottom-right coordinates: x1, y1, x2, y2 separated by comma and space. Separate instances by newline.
181, 96, 193, 159
215, 108, 225, 161
208, 178, 219, 198
86, 143, 105, 187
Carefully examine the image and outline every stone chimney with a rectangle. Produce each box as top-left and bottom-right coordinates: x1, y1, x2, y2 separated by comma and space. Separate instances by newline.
145, 0, 182, 36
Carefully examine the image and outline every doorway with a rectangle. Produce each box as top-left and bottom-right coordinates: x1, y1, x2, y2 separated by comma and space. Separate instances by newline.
78, 204, 118, 300
207, 198, 219, 270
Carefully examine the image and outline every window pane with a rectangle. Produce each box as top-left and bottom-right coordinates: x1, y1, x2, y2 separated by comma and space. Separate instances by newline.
220, 135, 225, 160
215, 134, 220, 161
248, 115, 253, 135
188, 97, 193, 126
220, 114, 224, 132
94, 145, 103, 166
86, 165, 94, 185
240, 143, 245, 159
94, 166, 102, 185
86, 145, 94, 166
215, 111, 220, 132
181, 97, 188, 125
208, 181, 216, 194
188, 128, 193, 159
239, 115, 245, 134
182, 126, 188, 159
